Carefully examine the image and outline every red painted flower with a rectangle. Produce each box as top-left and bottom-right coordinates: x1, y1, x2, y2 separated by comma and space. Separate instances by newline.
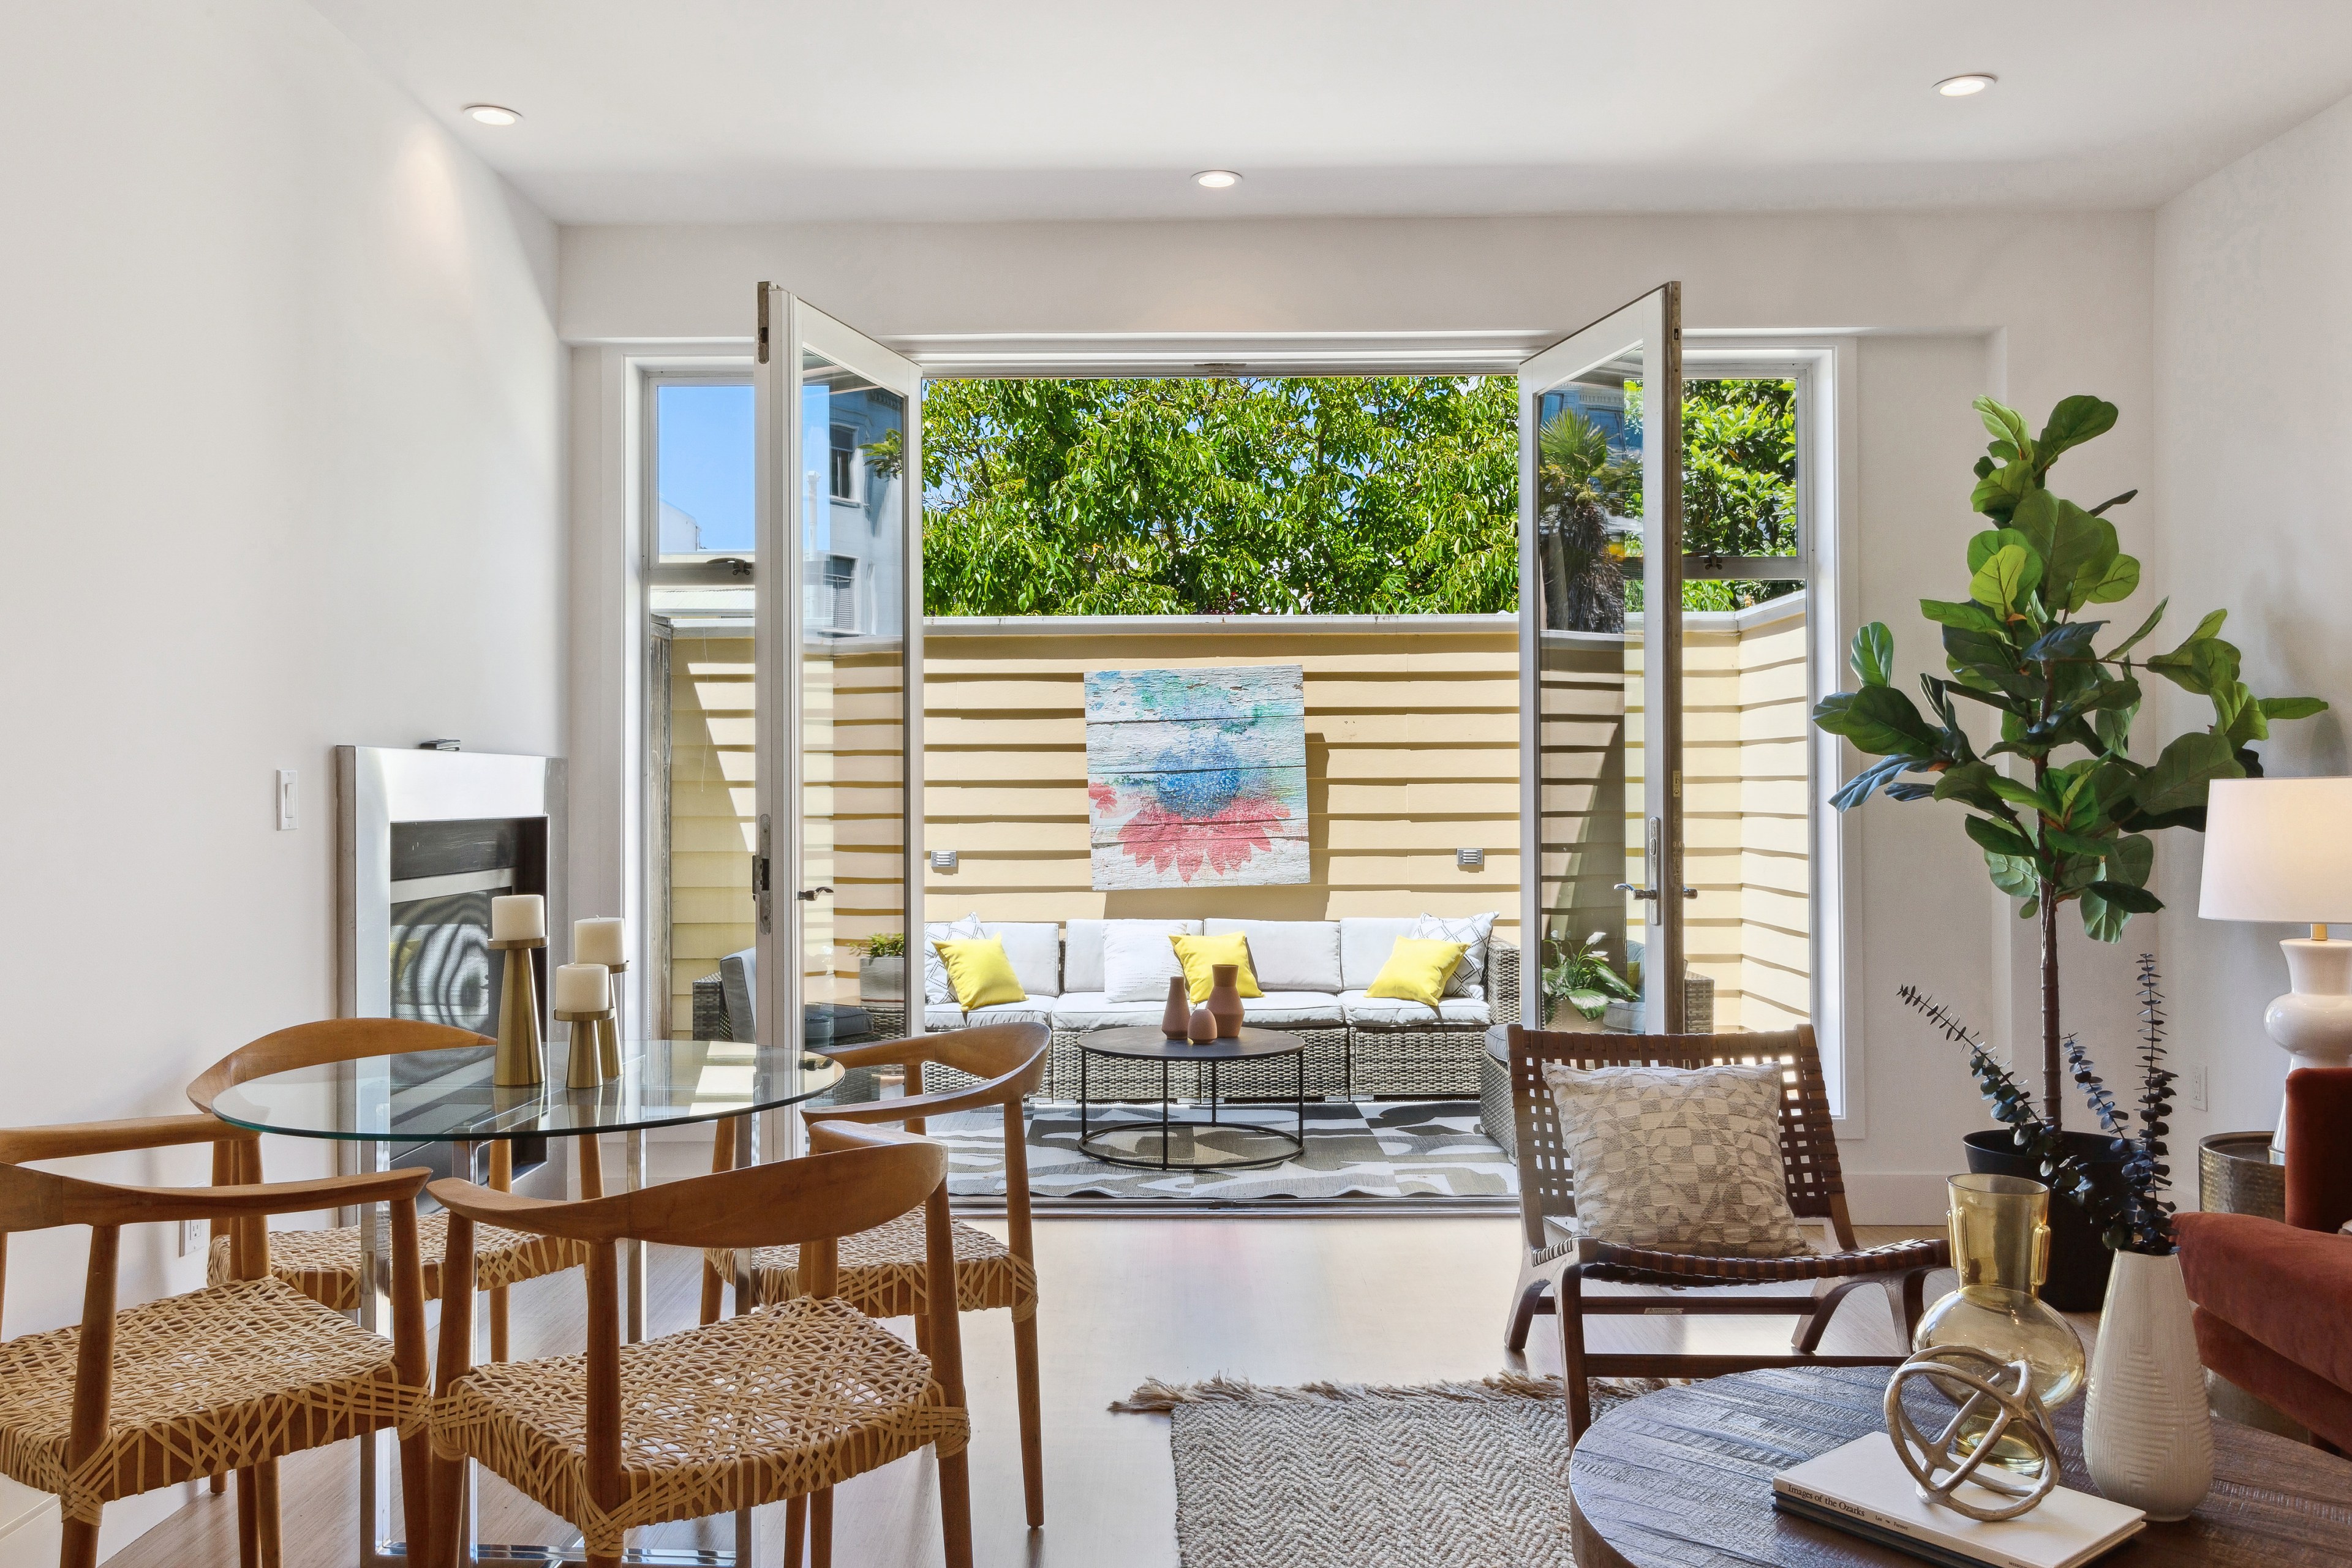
1115, 799, 1292, 883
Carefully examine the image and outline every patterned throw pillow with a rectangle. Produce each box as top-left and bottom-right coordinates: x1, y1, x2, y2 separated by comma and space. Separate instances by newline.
1540, 1061, 1807, 1258
922, 913, 987, 1005
1410, 911, 1496, 999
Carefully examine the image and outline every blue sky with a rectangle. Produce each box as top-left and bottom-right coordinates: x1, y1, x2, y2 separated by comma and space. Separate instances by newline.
657, 382, 754, 552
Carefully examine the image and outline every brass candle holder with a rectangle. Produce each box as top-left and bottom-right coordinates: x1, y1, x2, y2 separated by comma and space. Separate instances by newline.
598, 959, 627, 1077
555, 1007, 617, 1088
488, 936, 546, 1087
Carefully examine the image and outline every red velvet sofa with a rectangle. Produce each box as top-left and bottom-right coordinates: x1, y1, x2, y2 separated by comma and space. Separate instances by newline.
2176, 1067, 2352, 1450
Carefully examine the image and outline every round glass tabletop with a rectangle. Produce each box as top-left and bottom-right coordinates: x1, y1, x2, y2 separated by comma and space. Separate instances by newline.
207, 1039, 846, 1143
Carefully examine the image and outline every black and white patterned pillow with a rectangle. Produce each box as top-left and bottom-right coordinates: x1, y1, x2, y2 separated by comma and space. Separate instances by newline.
922, 913, 987, 1005
1410, 912, 1496, 1000
1540, 1061, 1807, 1258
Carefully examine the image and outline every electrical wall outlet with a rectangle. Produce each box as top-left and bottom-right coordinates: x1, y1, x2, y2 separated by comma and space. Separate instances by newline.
2187, 1063, 2208, 1112
179, 1218, 204, 1257
276, 768, 298, 831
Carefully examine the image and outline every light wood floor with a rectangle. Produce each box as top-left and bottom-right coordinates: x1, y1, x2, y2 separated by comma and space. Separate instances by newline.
108, 1218, 1947, 1568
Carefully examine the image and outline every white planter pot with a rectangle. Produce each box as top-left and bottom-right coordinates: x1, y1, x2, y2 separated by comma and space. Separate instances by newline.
859, 955, 905, 1001
2083, 1249, 2213, 1521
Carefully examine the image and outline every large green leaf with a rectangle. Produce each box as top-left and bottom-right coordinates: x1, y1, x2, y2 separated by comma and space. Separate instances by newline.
2104, 832, 2154, 888
1970, 462, 2037, 522
1967, 529, 2022, 573
2105, 597, 2169, 660
1975, 396, 2032, 452
2145, 632, 2241, 697
1814, 686, 1940, 758
2261, 696, 2331, 722
2082, 552, 2141, 605
1965, 813, 2036, 859
2036, 395, 2119, 464
2011, 489, 2119, 612
2023, 622, 2103, 663
2079, 886, 2129, 943
1943, 624, 2040, 699
1985, 850, 2039, 899
1850, 622, 1894, 687
1920, 598, 2004, 635
1969, 545, 2041, 614
2132, 730, 2244, 818
2087, 880, 2163, 914
1932, 760, 2008, 813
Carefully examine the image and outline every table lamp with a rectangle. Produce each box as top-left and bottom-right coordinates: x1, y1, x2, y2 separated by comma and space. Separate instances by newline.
2198, 777, 2352, 1153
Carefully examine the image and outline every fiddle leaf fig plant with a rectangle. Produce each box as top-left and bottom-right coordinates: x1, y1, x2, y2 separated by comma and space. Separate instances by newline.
1815, 394, 2327, 1128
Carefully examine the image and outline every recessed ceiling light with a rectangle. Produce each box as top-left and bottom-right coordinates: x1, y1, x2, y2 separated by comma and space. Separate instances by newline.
464, 104, 522, 126
1936, 74, 1996, 97
1193, 169, 1242, 189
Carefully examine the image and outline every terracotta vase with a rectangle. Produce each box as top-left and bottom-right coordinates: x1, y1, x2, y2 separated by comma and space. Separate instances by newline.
1186, 1005, 1217, 1043
1161, 974, 1191, 1038
1207, 963, 1245, 1038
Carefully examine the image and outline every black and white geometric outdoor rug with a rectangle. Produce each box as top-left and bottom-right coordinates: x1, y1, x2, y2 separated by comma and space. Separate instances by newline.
924, 1098, 1517, 1203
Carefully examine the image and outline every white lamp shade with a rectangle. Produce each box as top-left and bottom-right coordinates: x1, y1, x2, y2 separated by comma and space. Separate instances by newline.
2198, 777, 2352, 923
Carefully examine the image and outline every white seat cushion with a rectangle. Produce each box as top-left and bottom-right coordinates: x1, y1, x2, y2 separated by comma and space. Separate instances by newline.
1204, 919, 1343, 993
924, 1003, 969, 1031
1340, 989, 1492, 1029
966, 1000, 1055, 1027
1049, 992, 1168, 1032
1064, 919, 1200, 995
1240, 990, 1346, 1029
1338, 917, 1422, 991
979, 922, 1062, 998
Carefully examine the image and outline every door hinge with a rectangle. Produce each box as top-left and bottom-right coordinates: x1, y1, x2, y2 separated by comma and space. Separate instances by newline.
753, 813, 773, 933
756, 282, 771, 364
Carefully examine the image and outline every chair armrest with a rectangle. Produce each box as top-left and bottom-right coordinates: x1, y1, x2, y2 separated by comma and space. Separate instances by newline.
2, 1164, 429, 1232
0, 1114, 255, 1164
804, 1083, 1001, 1125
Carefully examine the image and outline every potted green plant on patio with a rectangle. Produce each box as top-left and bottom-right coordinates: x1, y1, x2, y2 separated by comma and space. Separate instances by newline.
859, 932, 907, 1003
1815, 393, 2325, 1306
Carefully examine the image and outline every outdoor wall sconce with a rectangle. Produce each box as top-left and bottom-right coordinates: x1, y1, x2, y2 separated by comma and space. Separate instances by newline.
930, 849, 959, 872
1457, 848, 1484, 871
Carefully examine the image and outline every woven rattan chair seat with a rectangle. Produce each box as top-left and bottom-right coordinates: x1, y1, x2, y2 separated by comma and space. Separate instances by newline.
432, 1294, 969, 1556
708, 1211, 1038, 1323
0, 1276, 424, 1524
209, 1216, 588, 1311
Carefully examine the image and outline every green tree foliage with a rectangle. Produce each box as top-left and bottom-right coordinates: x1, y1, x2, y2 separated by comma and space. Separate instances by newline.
917, 374, 1800, 616
919, 377, 1517, 615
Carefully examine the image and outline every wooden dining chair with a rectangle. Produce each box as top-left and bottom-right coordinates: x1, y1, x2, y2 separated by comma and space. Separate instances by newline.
1502, 1024, 1950, 1440
189, 1018, 589, 1360
697, 1021, 1051, 1528
0, 1114, 432, 1568
426, 1120, 974, 1568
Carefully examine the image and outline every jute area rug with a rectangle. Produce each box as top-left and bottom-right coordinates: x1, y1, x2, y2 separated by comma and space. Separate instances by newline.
1112, 1374, 1651, 1568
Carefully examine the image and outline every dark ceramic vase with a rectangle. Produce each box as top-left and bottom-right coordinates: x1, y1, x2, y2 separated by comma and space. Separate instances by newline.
1962, 1128, 2133, 1311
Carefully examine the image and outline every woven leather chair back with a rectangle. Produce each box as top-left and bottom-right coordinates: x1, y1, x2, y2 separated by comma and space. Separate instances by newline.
1506, 1023, 1844, 1251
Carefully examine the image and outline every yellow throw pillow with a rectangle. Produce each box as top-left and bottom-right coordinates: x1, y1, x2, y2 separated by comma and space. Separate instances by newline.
932, 937, 1027, 1011
1169, 932, 1264, 1003
1365, 938, 1469, 1008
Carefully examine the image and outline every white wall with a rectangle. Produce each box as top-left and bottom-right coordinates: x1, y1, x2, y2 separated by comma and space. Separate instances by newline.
562, 209, 2156, 1217
2154, 94, 2352, 1155
0, 6, 560, 1550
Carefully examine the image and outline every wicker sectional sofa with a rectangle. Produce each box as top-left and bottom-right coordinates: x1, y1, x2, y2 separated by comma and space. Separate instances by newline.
693, 916, 1517, 1102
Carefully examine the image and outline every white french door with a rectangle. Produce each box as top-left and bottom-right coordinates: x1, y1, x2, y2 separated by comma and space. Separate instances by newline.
753, 288, 923, 1058
1517, 285, 1688, 1032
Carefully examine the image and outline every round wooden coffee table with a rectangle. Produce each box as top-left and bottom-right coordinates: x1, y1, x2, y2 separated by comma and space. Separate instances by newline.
1076, 1024, 1306, 1172
1569, 1366, 2352, 1567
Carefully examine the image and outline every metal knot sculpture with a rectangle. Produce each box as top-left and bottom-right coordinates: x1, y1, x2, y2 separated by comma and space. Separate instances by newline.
1885, 1346, 2062, 1521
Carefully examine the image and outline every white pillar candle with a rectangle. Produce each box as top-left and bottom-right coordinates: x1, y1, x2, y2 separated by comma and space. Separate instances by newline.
575, 916, 627, 967
553, 963, 611, 1014
490, 893, 546, 942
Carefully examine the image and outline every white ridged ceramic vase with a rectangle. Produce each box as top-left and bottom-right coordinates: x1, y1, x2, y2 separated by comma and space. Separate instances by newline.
2082, 1250, 2213, 1521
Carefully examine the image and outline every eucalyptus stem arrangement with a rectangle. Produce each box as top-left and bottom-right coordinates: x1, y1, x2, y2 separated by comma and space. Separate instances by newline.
1899, 956, 2178, 1254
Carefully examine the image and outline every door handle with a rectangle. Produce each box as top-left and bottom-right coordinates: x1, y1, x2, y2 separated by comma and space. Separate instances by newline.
1613, 882, 1660, 902
796, 886, 835, 902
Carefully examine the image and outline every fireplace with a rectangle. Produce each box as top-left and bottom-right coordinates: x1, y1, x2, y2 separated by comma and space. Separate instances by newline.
337, 746, 566, 1185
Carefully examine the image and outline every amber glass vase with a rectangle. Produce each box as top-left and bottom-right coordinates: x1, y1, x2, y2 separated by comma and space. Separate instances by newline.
1912, 1172, 2088, 1474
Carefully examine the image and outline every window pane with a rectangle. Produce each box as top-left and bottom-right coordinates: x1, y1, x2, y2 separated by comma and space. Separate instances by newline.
656, 383, 755, 557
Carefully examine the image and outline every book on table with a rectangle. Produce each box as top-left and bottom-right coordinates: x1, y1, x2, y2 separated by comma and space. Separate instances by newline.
1770, 1433, 2146, 1568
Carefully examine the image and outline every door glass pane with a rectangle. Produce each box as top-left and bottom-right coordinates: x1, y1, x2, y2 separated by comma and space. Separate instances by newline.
796, 349, 908, 1047
1680, 377, 1805, 1035
647, 379, 756, 1040
1532, 352, 1651, 1030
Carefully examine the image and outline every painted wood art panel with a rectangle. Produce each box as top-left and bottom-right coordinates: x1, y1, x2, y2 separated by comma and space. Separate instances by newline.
1085, 664, 1310, 889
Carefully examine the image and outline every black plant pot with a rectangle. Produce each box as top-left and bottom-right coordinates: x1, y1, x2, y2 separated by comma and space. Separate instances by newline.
1962, 1128, 2131, 1312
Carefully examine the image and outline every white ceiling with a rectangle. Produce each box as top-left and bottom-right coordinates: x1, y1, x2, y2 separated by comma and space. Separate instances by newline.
310, 0, 2352, 225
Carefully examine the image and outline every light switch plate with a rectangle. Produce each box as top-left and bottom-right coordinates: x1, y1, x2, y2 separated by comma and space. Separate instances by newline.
276, 768, 298, 831
2187, 1063, 2207, 1112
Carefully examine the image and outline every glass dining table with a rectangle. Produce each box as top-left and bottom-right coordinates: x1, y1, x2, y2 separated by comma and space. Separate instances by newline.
208, 1036, 850, 1567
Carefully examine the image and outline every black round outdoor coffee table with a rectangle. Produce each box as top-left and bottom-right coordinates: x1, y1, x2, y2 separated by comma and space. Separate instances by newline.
1077, 1025, 1307, 1172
